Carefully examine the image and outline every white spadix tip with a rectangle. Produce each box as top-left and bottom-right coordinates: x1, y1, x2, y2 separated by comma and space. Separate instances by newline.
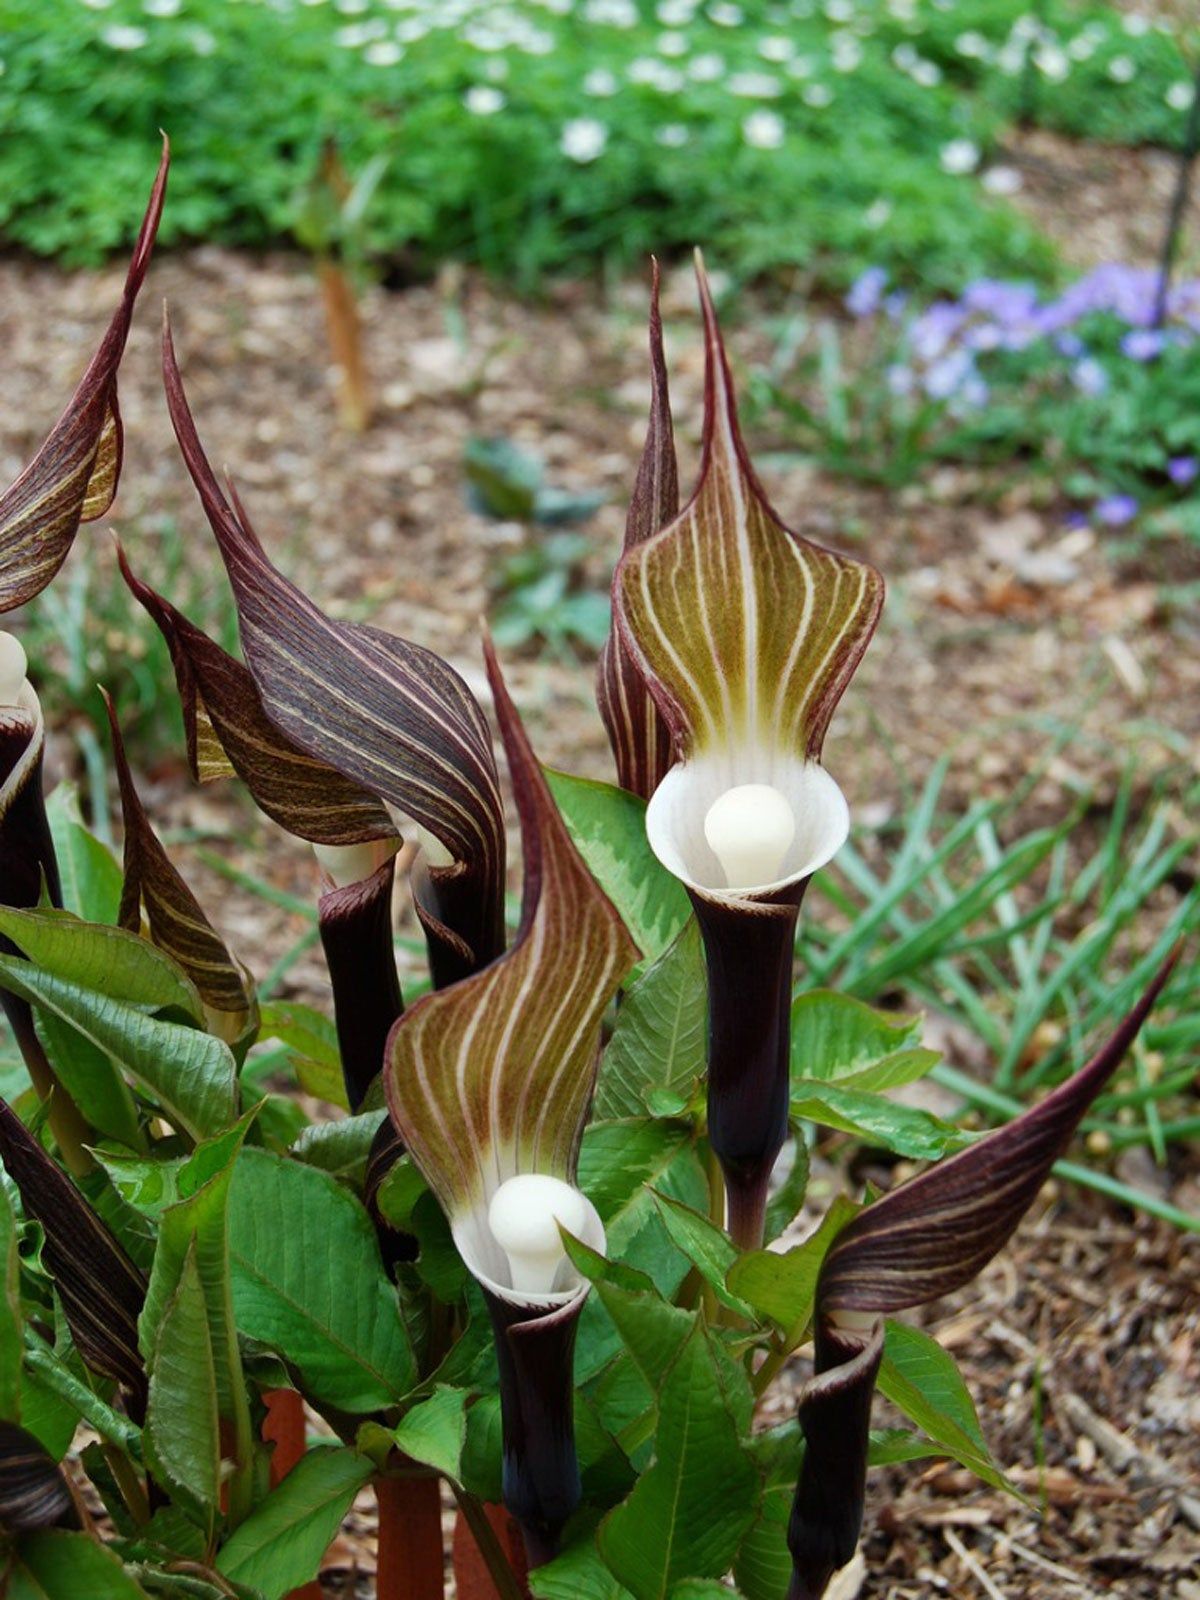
703, 782, 796, 890
312, 839, 396, 889
0, 633, 28, 709
488, 1174, 589, 1296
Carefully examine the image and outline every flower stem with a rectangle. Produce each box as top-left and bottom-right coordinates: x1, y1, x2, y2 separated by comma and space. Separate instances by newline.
450, 1486, 529, 1600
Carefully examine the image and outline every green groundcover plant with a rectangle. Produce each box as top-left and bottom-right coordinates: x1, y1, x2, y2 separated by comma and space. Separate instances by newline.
0, 148, 1191, 1600
1, 0, 1194, 286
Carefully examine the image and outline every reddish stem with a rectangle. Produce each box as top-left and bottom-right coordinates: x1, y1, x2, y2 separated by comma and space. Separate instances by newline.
452, 1502, 531, 1600
377, 1471, 445, 1600
262, 1390, 321, 1600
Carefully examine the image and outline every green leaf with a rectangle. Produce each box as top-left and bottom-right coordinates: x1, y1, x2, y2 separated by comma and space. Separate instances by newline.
93, 1153, 183, 1220
33, 1008, 141, 1150
531, 1529, 635, 1600
290, 1112, 386, 1186
763, 1138, 808, 1245
216, 1446, 373, 1600
789, 1081, 966, 1160
227, 1148, 416, 1413
259, 1001, 348, 1110
391, 1385, 467, 1481
0, 958, 237, 1141
19, 1370, 78, 1462
726, 1196, 859, 1347
790, 990, 925, 1078
145, 1243, 221, 1533
0, 1181, 21, 1421
459, 1392, 503, 1503
599, 1326, 758, 1599
543, 770, 691, 968
597, 922, 706, 1119
595, 1283, 693, 1393
46, 785, 123, 925
8, 1530, 153, 1598
877, 1322, 1014, 1496
649, 1191, 752, 1318
0, 908, 203, 1021
140, 1117, 255, 1491
670, 1583, 747, 1598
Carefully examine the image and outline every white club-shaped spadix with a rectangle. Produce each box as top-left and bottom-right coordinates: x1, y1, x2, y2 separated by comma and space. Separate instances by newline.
646, 753, 850, 900
704, 783, 796, 891
0, 633, 29, 709
312, 837, 399, 889
488, 1175, 589, 1297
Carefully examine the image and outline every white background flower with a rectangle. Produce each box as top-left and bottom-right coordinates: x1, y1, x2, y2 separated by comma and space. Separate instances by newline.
742, 109, 785, 149
560, 117, 608, 161
940, 138, 981, 175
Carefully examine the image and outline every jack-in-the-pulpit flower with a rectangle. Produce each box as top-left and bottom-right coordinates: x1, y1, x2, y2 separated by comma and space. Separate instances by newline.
596, 260, 678, 801
614, 258, 884, 1246
160, 316, 507, 991
788, 948, 1179, 1600
0, 142, 167, 612
386, 638, 638, 1565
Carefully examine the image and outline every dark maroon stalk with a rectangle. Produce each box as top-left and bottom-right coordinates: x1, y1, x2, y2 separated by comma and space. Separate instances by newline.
318, 857, 404, 1112
482, 1289, 585, 1568
690, 887, 804, 1249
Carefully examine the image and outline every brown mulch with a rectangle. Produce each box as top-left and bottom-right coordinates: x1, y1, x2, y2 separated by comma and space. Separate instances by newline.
1, 129, 1198, 1598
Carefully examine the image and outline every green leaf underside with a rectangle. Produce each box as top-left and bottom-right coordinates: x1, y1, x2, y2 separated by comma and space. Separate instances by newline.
8, 1530, 153, 1599
33, 1007, 141, 1152
227, 1148, 416, 1413
877, 1322, 1013, 1496
543, 769, 691, 970
599, 1325, 758, 1599
0, 957, 236, 1141
596, 921, 706, 1119
144, 1244, 220, 1532
615, 263, 883, 761
387, 648, 637, 1219
216, 1446, 373, 1600
0, 145, 167, 615
790, 1081, 966, 1160
0, 907, 203, 1021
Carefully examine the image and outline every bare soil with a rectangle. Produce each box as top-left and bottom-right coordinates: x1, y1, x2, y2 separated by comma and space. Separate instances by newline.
0, 128, 1196, 1596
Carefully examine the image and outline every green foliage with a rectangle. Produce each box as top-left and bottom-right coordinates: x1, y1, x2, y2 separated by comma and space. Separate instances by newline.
8, 0, 1191, 287
491, 532, 613, 659
215, 1447, 374, 1600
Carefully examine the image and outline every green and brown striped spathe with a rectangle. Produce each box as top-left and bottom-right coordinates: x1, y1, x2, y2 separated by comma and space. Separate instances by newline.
597, 260, 679, 801
0, 1423, 79, 1532
104, 692, 257, 1048
385, 637, 637, 1228
615, 256, 883, 763
0, 142, 168, 612
787, 948, 1181, 1600
0, 1100, 146, 1411
163, 318, 506, 971
816, 945, 1181, 1321
117, 545, 394, 848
